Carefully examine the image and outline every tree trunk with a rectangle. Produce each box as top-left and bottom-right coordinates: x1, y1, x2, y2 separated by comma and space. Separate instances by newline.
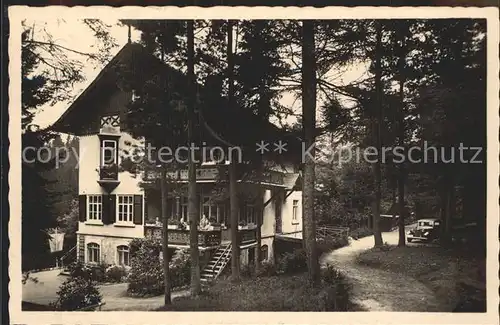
445, 178, 455, 238
396, 23, 407, 247
227, 20, 240, 282
254, 21, 267, 275
255, 166, 263, 275
187, 19, 201, 296
397, 171, 405, 246
301, 20, 320, 286
160, 167, 171, 305
372, 20, 384, 247
391, 180, 397, 219
229, 159, 240, 281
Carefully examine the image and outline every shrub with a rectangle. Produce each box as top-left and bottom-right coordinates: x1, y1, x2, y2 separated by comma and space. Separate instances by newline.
67, 261, 90, 278
169, 249, 191, 288
317, 236, 349, 256
52, 276, 102, 311
257, 261, 277, 277
320, 265, 351, 311
105, 265, 127, 283
90, 263, 108, 282
67, 261, 107, 282
240, 264, 254, 278
127, 238, 189, 296
277, 249, 307, 274
127, 238, 164, 296
350, 226, 373, 240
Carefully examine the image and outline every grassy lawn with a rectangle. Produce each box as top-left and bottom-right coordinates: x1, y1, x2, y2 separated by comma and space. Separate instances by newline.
355, 245, 486, 312
155, 272, 360, 311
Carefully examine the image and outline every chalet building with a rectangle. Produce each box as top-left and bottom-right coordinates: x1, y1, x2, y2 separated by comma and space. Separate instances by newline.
51, 42, 303, 281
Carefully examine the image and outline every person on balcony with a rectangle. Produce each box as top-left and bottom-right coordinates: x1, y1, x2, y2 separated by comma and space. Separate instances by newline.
180, 215, 189, 229
200, 214, 210, 230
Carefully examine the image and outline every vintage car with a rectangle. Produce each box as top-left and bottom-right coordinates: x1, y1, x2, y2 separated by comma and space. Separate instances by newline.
406, 218, 441, 243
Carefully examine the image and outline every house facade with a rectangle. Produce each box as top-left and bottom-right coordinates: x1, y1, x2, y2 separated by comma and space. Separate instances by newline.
52, 42, 303, 275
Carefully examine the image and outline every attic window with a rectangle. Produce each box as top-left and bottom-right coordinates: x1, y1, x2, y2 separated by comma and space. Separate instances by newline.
100, 115, 120, 134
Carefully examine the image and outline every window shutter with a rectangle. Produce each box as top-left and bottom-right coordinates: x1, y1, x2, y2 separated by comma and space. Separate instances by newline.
102, 195, 116, 225
79, 195, 87, 222
102, 195, 110, 224
133, 195, 143, 225
109, 195, 116, 224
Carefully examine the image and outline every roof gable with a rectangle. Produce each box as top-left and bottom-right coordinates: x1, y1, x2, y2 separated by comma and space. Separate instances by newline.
51, 42, 302, 162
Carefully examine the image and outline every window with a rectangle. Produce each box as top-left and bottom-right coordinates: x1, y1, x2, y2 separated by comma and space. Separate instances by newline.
240, 204, 257, 225
292, 200, 299, 223
202, 197, 226, 224
180, 197, 188, 220
87, 243, 100, 264
218, 204, 227, 225
246, 205, 256, 224
101, 140, 117, 166
117, 195, 134, 223
87, 195, 102, 221
117, 245, 130, 266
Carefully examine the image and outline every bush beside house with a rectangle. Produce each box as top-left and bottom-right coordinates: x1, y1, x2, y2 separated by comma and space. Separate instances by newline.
52, 263, 103, 311
126, 238, 189, 297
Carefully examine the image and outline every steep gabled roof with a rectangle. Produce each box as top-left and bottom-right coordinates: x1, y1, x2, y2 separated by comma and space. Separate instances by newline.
51, 43, 138, 134
51, 42, 302, 163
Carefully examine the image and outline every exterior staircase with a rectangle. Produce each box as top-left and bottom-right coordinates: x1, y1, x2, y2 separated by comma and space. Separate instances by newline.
200, 243, 231, 288
59, 245, 77, 276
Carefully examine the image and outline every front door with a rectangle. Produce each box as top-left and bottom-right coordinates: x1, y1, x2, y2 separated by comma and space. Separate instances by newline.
275, 190, 282, 234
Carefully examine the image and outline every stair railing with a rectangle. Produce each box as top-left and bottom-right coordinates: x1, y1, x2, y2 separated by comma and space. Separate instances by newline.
210, 244, 232, 279
60, 245, 77, 268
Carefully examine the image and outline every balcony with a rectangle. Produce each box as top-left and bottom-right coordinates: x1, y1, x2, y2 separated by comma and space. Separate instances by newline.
97, 164, 120, 192
238, 228, 257, 246
144, 224, 257, 249
100, 164, 118, 180
143, 165, 285, 187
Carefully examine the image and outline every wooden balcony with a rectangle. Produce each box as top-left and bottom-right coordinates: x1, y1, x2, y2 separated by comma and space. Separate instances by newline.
99, 164, 119, 180
143, 165, 285, 186
144, 225, 257, 249
238, 228, 257, 246
97, 164, 120, 192
144, 225, 221, 248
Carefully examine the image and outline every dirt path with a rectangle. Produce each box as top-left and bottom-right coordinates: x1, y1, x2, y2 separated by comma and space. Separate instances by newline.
320, 230, 443, 312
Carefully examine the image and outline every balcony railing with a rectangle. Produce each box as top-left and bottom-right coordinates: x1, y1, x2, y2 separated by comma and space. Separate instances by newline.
99, 164, 118, 181
143, 165, 284, 186
144, 225, 257, 248
144, 225, 221, 248
238, 228, 257, 246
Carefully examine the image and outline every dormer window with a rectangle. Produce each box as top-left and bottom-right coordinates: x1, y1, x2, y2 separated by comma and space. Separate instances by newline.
100, 114, 120, 134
